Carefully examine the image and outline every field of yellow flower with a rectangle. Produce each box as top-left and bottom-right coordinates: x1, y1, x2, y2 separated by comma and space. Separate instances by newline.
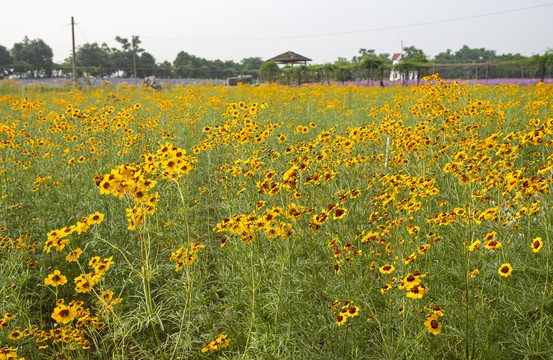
1, 76, 553, 359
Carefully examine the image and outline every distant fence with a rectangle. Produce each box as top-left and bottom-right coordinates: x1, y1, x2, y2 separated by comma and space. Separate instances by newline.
316, 78, 553, 87
0, 77, 227, 87
3, 61, 553, 84
1, 77, 553, 89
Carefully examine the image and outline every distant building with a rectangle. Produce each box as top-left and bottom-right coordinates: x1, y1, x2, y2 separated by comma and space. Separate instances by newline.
389, 52, 418, 82
389, 53, 403, 81
266, 51, 312, 66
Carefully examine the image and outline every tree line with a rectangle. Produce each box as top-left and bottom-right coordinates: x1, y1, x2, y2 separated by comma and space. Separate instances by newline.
0, 36, 264, 80
0, 36, 552, 81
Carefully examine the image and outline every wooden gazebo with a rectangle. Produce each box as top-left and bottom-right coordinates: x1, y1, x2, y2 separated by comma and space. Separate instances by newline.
267, 51, 312, 66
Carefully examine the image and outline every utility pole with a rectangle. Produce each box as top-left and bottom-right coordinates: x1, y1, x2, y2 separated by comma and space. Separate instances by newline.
71, 17, 77, 85
132, 35, 137, 85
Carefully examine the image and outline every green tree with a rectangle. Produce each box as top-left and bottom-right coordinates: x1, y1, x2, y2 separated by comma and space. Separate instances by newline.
240, 57, 263, 71
112, 36, 144, 78
155, 61, 173, 78
403, 46, 424, 62
352, 48, 375, 63
76, 42, 113, 78
11, 36, 54, 77
293, 65, 307, 85
174, 51, 195, 78
321, 63, 335, 85
12, 61, 32, 78
454, 45, 496, 63
353, 49, 390, 64
377, 53, 391, 62
137, 52, 157, 77
395, 53, 429, 84
334, 58, 353, 84
358, 55, 385, 85
259, 61, 280, 83
434, 49, 456, 64
528, 50, 553, 82
0, 45, 13, 79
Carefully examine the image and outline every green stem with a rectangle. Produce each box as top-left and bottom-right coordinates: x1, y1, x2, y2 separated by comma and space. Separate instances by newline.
172, 178, 194, 358
538, 202, 551, 350
243, 243, 256, 359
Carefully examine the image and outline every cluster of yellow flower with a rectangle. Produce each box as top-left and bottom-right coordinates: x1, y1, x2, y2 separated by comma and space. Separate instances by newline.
1, 297, 112, 353
169, 242, 205, 271
214, 206, 295, 245
193, 102, 270, 153
331, 300, 360, 326
201, 334, 229, 353
424, 304, 444, 335
96, 142, 196, 230
43, 212, 103, 253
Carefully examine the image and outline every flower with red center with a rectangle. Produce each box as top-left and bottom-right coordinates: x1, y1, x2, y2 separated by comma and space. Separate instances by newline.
468, 240, 481, 251
336, 314, 347, 326
380, 284, 391, 294
44, 270, 67, 287
347, 306, 360, 318
88, 212, 104, 224
333, 208, 347, 220
418, 244, 431, 254
403, 274, 420, 289
406, 284, 427, 299
431, 304, 444, 316
8, 329, 22, 340
531, 237, 543, 253
498, 263, 512, 277
403, 252, 416, 264
483, 231, 497, 242
334, 261, 341, 274
0, 347, 18, 359
379, 265, 395, 274
485, 240, 502, 250
424, 314, 442, 335
51, 304, 77, 324
66, 248, 82, 262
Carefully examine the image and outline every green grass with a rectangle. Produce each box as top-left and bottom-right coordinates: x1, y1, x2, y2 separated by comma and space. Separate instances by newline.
1, 79, 553, 359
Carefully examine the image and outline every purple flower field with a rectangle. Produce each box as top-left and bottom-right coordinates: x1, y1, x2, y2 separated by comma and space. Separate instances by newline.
321, 78, 553, 86
1, 77, 552, 88
0, 78, 227, 87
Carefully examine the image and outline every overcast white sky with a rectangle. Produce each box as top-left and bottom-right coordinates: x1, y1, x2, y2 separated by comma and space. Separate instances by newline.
3, 0, 552, 64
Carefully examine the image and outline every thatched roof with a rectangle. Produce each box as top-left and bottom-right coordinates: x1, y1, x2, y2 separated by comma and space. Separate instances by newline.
267, 51, 312, 65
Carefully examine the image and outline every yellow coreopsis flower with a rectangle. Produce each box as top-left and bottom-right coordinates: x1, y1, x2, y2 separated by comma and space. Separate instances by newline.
44, 270, 67, 287
0, 347, 18, 359
66, 248, 82, 262
498, 263, 513, 277
336, 314, 347, 326
379, 265, 395, 274
424, 314, 442, 335
88, 212, 104, 225
51, 304, 77, 324
468, 240, 481, 252
531, 237, 543, 253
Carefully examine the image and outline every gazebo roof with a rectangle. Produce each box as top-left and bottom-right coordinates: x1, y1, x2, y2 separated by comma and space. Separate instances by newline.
267, 51, 312, 65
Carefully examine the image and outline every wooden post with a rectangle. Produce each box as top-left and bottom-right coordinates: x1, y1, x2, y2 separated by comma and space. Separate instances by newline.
132, 35, 137, 85
71, 17, 77, 85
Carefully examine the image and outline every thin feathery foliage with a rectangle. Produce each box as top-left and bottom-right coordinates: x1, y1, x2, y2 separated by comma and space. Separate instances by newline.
1, 76, 553, 359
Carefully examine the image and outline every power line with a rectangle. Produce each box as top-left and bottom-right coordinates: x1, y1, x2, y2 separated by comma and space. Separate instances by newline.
76, 24, 90, 44
141, 2, 553, 42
